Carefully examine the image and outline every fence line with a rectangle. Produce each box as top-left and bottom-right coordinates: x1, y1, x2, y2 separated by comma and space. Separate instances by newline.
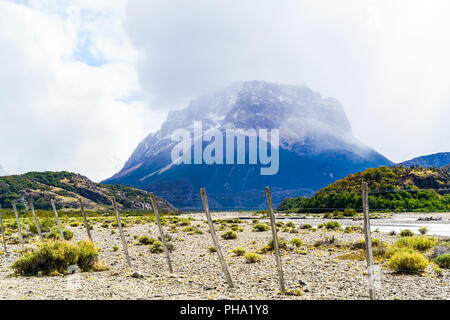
0, 185, 446, 299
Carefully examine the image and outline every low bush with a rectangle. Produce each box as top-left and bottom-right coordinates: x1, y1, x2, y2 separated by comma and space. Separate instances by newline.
232, 247, 246, 256
208, 246, 217, 253
433, 254, 450, 269
138, 236, 155, 245
253, 224, 269, 232
394, 236, 437, 252
12, 240, 99, 276
245, 252, 262, 263
320, 221, 341, 230
150, 241, 163, 253
418, 227, 428, 235
221, 231, 238, 240
351, 238, 380, 250
399, 229, 414, 237
290, 238, 303, 247
386, 251, 429, 273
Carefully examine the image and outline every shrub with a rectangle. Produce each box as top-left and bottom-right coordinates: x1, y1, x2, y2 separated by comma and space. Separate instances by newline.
209, 246, 217, 253
434, 254, 450, 269
138, 236, 155, 245
314, 235, 336, 247
290, 238, 303, 247
113, 246, 119, 251
343, 208, 358, 217
12, 240, 99, 276
63, 230, 74, 240
45, 230, 62, 240
232, 247, 246, 256
150, 241, 163, 253
29, 218, 54, 234
418, 227, 428, 235
385, 247, 416, 259
285, 289, 303, 296
387, 251, 429, 273
261, 237, 288, 252
324, 221, 341, 230
253, 224, 269, 232
395, 236, 437, 252
400, 229, 414, 237
77, 240, 99, 271
245, 252, 262, 263
351, 238, 380, 250
300, 224, 312, 230
221, 231, 238, 240
286, 222, 295, 228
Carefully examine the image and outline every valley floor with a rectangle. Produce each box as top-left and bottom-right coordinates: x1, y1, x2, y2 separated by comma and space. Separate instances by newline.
0, 212, 448, 300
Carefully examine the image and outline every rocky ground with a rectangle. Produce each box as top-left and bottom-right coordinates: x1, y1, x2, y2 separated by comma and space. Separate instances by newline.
0, 212, 448, 300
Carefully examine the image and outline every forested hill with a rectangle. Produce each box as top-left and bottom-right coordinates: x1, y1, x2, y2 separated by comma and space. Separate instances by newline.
0, 171, 176, 212
278, 166, 450, 213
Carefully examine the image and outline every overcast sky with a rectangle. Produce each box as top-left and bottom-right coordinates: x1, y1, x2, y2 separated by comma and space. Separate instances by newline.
1, 0, 449, 181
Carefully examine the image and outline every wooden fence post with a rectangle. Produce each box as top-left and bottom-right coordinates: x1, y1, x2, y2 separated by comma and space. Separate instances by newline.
265, 186, 286, 295
29, 200, 43, 241
51, 199, 65, 240
150, 193, 173, 273
200, 188, 234, 288
78, 199, 92, 241
362, 182, 376, 300
12, 201, 24, 246
111, 197, 132, 268
0, 204, 7, 253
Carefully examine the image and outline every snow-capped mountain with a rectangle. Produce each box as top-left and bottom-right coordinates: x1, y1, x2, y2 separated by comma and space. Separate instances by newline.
104, 81, 392, 209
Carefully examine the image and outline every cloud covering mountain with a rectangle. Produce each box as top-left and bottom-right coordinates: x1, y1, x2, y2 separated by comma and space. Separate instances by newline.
104, 81, 392, 209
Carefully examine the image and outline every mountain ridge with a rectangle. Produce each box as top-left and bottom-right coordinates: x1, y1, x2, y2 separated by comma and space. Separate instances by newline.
400, 152, 450, 168
104, 81, 393, 209
0, 171, 176, 212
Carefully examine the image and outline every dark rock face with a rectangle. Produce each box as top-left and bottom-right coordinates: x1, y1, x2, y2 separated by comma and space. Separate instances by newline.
104, 81, 392, 209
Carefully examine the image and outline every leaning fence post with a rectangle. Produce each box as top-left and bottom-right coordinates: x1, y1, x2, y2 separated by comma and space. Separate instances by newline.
362, 182, 376, 300
200, 188, 234, 288
50, 199, 65, 240
0, 204, 7, 253
12, 201, 24, 246
29, 200, 43, 241
78, 198, 92, 241
111, 197, 132, 268
150, 193, 173, 273
265, 186, 286, 295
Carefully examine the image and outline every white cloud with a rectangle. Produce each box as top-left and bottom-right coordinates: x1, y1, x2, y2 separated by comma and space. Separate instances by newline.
124, 0, 450, 163
0, 0, 165, 181
0, 0, 449, 182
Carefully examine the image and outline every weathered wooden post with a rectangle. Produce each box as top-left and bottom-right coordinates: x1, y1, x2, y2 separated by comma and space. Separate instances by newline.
12, 201, 24, 246
0, 204, 7, 253
265, 186, 286, 295
200, 188, 234, 288
29, 200, 43, 241
362, 182, 376, 300
111, 197, 132, 268
51, 199, 64, 240
150, 193, 173, 273
78, 198, 92, 241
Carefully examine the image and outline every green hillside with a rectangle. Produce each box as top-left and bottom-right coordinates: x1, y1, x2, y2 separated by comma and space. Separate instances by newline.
0, 171, 176, 212
278, 166, 450, 213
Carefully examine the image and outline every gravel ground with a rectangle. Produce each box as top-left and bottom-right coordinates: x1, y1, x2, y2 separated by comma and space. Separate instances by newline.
0, 212, 448, 300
